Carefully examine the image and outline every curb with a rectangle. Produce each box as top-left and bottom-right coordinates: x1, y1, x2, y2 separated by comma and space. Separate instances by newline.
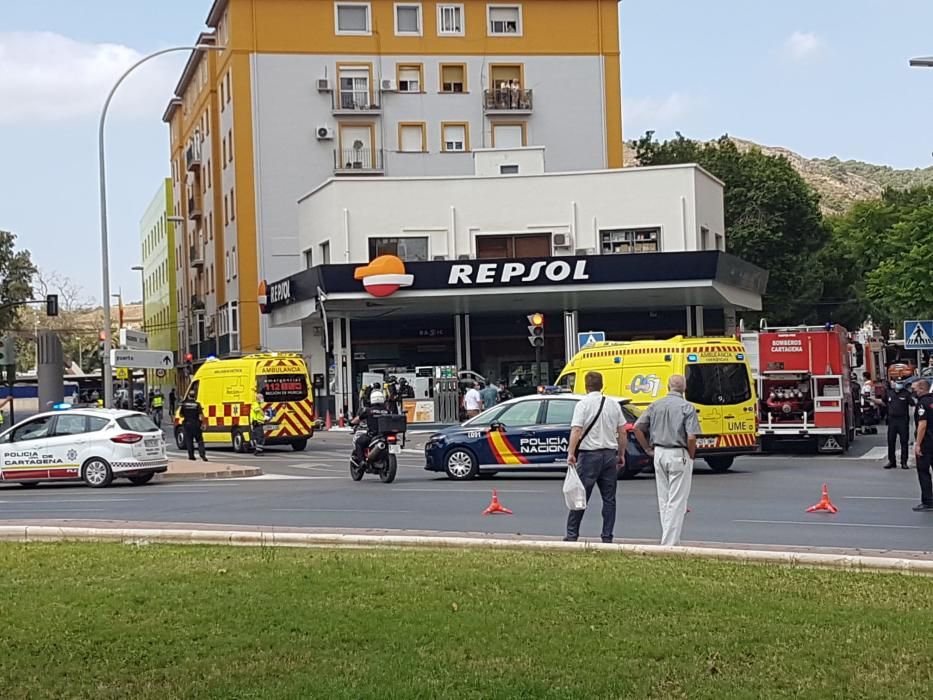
0, 526, 930, 575
157, 467, 264, 482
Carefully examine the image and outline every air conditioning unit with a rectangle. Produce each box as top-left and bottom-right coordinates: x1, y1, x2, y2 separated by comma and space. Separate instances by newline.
380, 79, 397, 92
316, 78, 332, 92
552, 232, 573, 249
316, 125, 335, 140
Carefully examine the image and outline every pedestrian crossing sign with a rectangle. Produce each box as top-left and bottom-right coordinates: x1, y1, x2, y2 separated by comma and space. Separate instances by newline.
577, 331, 606, 349
904, 320, 933, 350
115, 367, 129, 380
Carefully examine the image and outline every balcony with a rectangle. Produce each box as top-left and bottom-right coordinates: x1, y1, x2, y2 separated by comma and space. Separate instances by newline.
187, 196, 203, 220
332, 90, 381, 114
185, 143, 202, 171
483, 88, 533, 114
190, 295, 206, 314
189, 244, 205, 268
334, 148, 384, 175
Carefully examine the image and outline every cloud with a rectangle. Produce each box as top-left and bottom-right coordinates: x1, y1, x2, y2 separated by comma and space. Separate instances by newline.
0, 31, 178, 125
626, 92, 692, 127
783, 31, 822, 61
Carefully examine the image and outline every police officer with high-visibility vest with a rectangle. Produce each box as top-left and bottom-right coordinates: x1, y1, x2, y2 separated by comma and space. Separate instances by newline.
150, 391, 165, 426
250, 393, 267, 455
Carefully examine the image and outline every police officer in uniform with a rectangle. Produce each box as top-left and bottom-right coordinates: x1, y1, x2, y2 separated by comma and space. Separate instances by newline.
912, 379, 933, 511
179, 393, 208, 462
150, 390, 165, 426
351, 389, 390, 466
882, 378, 913, 469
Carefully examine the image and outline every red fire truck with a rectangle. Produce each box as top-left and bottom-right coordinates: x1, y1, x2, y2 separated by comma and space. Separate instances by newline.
746, 325, 857, 453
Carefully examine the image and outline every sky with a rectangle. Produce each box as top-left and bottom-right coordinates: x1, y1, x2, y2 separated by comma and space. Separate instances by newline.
2, 0, 933, 306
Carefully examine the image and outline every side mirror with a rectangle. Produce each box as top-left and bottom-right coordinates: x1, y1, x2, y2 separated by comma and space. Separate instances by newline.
488, 422, 504, 433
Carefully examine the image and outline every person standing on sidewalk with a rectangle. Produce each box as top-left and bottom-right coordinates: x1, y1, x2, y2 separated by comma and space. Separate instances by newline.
250, 393, 267, 455
179, 394, 208, 462
882, 378, 913, 469
911, 379, 933, 512
633, 375, 701, 546
564, 371, 627, 543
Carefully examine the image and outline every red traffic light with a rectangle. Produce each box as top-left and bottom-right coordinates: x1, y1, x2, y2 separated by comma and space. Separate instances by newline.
98, 331, 107, 341
185, 352, 194, 362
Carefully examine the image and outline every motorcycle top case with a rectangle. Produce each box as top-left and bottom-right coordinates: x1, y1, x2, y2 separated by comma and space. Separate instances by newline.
368, 414, 408, 434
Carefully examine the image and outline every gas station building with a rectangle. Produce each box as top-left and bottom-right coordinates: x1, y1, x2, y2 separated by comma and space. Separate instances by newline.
264, 153, 768, 420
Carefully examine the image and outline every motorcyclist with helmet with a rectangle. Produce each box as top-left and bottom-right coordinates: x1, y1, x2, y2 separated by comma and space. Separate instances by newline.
351, 389, 390, 466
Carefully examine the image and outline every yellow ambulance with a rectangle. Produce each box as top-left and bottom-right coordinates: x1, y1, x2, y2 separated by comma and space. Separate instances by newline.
174, 353, 316, 452
555, 337, 758, 471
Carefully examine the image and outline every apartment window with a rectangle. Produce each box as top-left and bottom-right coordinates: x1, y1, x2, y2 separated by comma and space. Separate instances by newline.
499, 164, 519, 175
224, 194, 229, 225
335, 2, 371, 34
231, 246, 238, 277
600, 228, 661, 254
488, 4, 522, 35
437, 4, 464, 35
230, 301, 240, 351
220, 79, 226, 108
715, 233, 725, 251
395, 3, 422, 35
225, 70, 232, 104
225, 251, 231, 280
700, 226, 710, 249
477, 233, 549, 258
228, 129, 234, 163
229, 188, 236, 221
321, 241, 331, 265
440, 64, 466, 93
222, 136, 227, 166
398, 122, 426, 152
207, 160, 212, 188
208, 212, 213, 240
397, 64, 422, 92
492, 122, 526, 148
304, 249, 314, 269
441, 122, 468, 152
338, 66, 371, 109
368, 237, 428, 262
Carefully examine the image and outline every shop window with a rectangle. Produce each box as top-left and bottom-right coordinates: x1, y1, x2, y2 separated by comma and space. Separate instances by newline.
437, 4, 464, 35
477, 233, 549, 259
440, 64, 466, 93
368, 237, 428, 262
488, 5, 521, 35
599, 228, 660, 254
336, 2, 371, 34
395, 3, 422, 35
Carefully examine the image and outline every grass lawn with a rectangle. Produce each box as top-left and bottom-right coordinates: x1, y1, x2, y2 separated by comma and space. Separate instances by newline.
1, 543, 932, 699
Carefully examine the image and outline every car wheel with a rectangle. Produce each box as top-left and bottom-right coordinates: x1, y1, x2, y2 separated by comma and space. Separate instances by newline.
379, 455, 398, 483
705, 456, 734, 473
128, 473, 155, 486
444, 448, 478, 480
82, 458, 113, 488
291, 439, 308, 452
174, 427, 186, 450
232, 431, 247, 453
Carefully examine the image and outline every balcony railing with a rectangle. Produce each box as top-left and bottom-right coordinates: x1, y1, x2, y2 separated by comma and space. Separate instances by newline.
187, 196, 203, 220
190, 295, 206, 313
185, 143, 202, 171
332, 90, 381, 113
189, 243, 205, 268
483, 87, 533, 113
334, 148, 384, 174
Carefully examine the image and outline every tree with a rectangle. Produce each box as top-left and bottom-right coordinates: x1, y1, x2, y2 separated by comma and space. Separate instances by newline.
0, 230, 37, 333
634, 133, 830, 325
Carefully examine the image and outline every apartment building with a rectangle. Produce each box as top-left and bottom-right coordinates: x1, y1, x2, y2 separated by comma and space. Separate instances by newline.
162, 0, 623, 364
138, 178, 179, 394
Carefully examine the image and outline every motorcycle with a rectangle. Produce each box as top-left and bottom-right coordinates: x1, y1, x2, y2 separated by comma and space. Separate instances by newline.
350, 414, 407, 484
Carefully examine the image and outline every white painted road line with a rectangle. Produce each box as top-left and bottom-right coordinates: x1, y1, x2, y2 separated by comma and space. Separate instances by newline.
392, 488, 549, 493
858, 447, 888, 461
271, 508, 414, 514
226, 474, 343, 481
843, 496, 917, 501
0, 498, 143, 504
734, 519, 933, 530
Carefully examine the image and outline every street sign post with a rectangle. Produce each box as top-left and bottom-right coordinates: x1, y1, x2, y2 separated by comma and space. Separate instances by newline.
904, 320, 933, 350
110, 349, 173, 369
115, 367, 129, 380
119, 328, 149, 350
577, 331, 606, 350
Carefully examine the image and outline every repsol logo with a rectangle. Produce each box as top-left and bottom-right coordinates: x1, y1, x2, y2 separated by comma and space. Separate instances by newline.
448, 260, 590, 286
269, 280, 291, 304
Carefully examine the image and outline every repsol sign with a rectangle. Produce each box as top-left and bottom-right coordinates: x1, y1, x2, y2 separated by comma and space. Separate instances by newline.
448, 260, 590, 286
268, 279, 292, 304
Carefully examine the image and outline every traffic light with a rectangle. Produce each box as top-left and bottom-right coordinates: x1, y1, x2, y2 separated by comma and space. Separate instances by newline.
46, 294, 59, 317
527, 313, 545, 347
0, 337, 15, 367
98, 331, 107, 360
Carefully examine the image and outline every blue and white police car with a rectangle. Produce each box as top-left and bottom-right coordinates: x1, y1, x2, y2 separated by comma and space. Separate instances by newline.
424, 393, 650, 480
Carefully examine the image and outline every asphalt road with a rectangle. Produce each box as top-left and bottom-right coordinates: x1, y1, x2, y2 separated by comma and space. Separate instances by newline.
1, 428, 930, 553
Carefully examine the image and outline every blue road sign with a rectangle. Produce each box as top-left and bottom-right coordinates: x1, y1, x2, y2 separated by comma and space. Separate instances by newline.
904, 320, 933, 350
577, 331, 606, 349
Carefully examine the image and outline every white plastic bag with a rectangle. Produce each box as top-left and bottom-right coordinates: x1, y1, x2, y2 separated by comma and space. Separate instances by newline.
563, 466, 587, 511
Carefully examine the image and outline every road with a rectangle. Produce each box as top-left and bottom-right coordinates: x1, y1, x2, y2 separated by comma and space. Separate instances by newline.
1, 429, 930, 553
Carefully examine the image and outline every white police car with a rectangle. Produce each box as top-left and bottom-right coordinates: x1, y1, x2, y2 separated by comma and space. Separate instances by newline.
0, 407, 167, 488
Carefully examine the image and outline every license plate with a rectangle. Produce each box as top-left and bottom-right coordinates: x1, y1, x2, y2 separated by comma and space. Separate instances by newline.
389, 444, 401, 455
144, 438, 160, 448
697, 437, 718, 449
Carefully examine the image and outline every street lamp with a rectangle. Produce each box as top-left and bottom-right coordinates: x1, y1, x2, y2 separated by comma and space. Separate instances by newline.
131, 265, 146, 398
98, 43, 223, 408
909, 57, 933, 67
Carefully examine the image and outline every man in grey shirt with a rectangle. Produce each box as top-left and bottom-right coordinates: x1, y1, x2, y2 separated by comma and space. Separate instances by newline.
565, 371, 628, 543
633, 374, 702, 546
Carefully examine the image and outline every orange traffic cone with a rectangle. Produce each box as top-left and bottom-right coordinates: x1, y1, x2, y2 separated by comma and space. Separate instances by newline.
325, 410, 332, 431
806, 483, 838, 514
338, 410, 345, 429
483, 489, 513, 516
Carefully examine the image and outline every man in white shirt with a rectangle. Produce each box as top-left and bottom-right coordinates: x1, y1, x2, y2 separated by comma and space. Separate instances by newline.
565, 371, 627, 543
464, 384, 483, 418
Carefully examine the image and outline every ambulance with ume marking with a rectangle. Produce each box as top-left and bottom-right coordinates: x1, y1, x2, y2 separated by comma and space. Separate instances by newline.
556, 337, 759, 472
175, 353, 315, 452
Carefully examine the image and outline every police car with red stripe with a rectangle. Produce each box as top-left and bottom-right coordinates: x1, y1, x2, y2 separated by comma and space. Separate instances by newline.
424, 392, 650, 480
